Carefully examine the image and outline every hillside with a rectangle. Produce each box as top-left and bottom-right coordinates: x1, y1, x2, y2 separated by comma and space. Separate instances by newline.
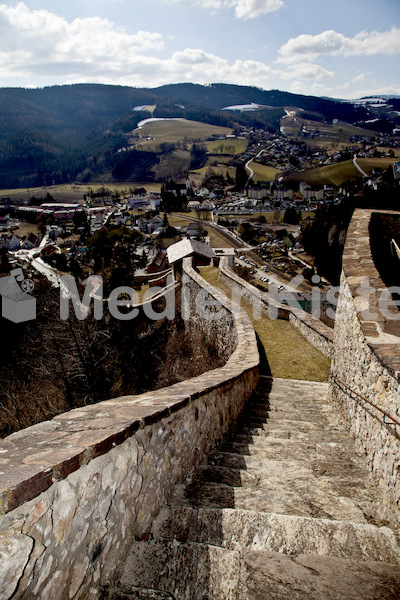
283, 157, 398, 187
0, 83, 398, 189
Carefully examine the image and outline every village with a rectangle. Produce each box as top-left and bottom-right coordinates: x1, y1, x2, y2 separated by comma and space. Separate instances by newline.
0, 116, 399, 314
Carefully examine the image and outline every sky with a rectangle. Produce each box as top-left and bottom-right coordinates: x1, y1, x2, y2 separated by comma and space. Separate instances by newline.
0, 0, 399, 99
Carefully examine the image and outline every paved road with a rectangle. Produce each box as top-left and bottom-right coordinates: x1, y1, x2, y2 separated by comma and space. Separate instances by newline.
244, 143, 273, 188
353, 156, 369, 178
14, 234, 63, 288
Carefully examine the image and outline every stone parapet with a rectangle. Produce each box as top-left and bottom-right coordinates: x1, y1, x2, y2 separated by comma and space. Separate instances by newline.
340, 208, 400, 376
330, 208, 400, 521
0, 260, 259, 600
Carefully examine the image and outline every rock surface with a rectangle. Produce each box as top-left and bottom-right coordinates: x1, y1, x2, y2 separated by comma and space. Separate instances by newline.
116, 377, 400, 599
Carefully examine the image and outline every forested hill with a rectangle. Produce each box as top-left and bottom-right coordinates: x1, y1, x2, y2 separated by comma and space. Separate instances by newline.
153, 83, 369, 123
0, 82, 392, 189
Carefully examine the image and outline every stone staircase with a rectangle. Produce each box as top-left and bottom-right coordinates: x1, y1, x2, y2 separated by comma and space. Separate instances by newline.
104, 377, 400, 600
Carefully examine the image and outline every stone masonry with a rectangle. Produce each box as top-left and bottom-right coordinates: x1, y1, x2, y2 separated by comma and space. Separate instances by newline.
118, 377, 400, 599
329, 209, 400, 520
0, 259, 259, 600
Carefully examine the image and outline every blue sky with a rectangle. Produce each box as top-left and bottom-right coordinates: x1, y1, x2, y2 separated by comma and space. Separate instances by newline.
0, 0, 399, 98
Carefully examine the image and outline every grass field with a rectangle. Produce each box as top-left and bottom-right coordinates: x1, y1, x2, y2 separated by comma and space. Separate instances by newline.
320, 160, 362, 186
249, 161, 281, 182
206, 138, 248, 155
357, 157, 398, 174
281, 114, 383, 143
199, 267, 331, 382
0, 182, 162, 203
206, 155, 234, 165
130, 119, 233, 151
285, 156, 397, 187
150, 149, 191, 179
321, 157, 396, 186
191, 163, 236, 178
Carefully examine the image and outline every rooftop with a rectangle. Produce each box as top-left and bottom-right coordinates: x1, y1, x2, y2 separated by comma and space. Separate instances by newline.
167, 239, 215, 265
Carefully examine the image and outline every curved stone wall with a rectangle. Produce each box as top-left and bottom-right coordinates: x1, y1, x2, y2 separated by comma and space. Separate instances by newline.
329, 209, 400, 519
0, 260, 259, 600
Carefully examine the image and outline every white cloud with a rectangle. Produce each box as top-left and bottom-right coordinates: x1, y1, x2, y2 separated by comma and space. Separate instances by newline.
279, 27, 400, 63
339, 85, 400, 100
0, 3, 274, 87
128, 50, 273, 87
164, 0, 283, 19
352, 74, 365, 84
0, 2, 163, 79
233, 0, 283, 19
279, 62, 334, 80
287, 80, 400, 100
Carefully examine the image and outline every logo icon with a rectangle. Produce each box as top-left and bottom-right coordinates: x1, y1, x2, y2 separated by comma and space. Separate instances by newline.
0, 268, 36, 323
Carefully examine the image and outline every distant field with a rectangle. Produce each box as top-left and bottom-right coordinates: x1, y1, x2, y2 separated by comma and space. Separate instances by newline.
150, 149, 191, 179
284, 156, 397, 187
249, 161, 281, 182
130, 119, 233, 150
320, 157, 396, 186
206, 138, 248, 155
191, 163, 236, 178
320, 160, 362, 186
0, 182, 162, 202
206, 156, 233, 165
283, 168, 332, 187
357, 157, 397, 174
281, 114, 382, 143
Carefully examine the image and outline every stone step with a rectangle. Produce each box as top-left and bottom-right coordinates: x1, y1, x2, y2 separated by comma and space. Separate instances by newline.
218, 428, 348, 448
264, 377, 329, 391
241, 407, 336, 421
153, 506, 400, 565
180, 476, 384, 524
231, 422, 347, 439
119, 539, 400, 600
119, 539, 241, 600
114, 377, 400, 599
100, 585, 174, 599
200, 454, 374, 490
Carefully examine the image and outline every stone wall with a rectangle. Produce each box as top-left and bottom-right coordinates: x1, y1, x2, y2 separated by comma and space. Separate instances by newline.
219, 258, 333, 357
329, 209, 400, 520
0, 261, 259, 600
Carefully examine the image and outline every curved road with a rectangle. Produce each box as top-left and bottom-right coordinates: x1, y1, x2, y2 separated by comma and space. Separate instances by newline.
244, 143, 273, 188
353, 156, 369, 178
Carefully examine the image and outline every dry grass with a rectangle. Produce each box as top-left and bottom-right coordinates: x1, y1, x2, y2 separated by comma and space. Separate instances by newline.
249, 162, 281, 182
150, 149, 191, 179
0, 182, 162, 203
199, 267, 331, 382
130, 119, 232, 149
357, 157, 397, 173
206, 138, 248, 155
320, 160, 362, 186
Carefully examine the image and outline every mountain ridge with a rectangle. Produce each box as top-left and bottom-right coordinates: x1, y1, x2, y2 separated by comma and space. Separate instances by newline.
0, 82, 396, 189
